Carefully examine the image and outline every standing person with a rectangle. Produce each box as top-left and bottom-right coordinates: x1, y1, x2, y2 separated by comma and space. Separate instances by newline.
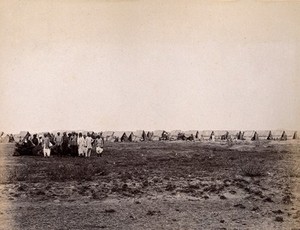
83, 134, 87, 157
95, 135, 104, 157
32, 134, 39, 146
85, 132, 93, 157
62, 132, 69, 156
77, 133, 85, 157
55, 132, 63, 157
42, 133, 51, 157
70, 132, 78, 157
210, 131, 215, 142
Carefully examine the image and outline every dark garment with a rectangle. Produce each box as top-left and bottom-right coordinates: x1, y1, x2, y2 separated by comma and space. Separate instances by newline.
62, 144, 69, 156
70, 145, 78, 157
62, 135, 69, 145
61, 135, 69, 156
32, 137, 39, 146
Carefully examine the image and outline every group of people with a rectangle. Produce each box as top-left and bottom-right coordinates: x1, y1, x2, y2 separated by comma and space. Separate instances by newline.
15, 131, 104, 158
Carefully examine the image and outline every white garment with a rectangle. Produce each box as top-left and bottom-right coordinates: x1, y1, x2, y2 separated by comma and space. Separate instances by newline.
96, 147, 103, 154
43, 148, 51, 157
85, 136, 93, 149
77, 137, 85, 156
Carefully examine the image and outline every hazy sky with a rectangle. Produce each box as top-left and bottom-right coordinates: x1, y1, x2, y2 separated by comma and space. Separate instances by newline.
0, 0, 300, 133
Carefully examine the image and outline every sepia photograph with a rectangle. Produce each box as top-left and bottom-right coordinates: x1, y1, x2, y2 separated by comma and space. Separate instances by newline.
0, 0, 300, 229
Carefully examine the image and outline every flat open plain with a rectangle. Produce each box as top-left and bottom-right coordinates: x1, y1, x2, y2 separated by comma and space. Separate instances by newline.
0, 140, 299, 229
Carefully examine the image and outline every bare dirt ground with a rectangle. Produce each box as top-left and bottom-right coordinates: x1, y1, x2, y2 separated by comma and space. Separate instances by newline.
0, 140, 300, 229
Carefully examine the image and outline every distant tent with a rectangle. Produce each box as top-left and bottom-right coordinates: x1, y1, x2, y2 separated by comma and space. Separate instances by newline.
281, 131, 287, 141
112, 131, 125, 142
285, 130, 295, 140
142, 130, 148, 141
184, 130, 199, 141
147, 131, 154, 140
127, 132, 134, 142
272, 130, 285, 140
131, 130, 146, 142
14, 131, 29, 143
237, 131, 243, 140
267, 131, 273, 140
120, 131, 133, 142
0, 134, 10, 143
256, 130, 271, 140
168, 130, 181, 141
241, 130, 256, 140
151, 130, 164, 141
293, 131, 298, 139
121, 132, 129, 142
199, 130, 213, 141
102, 131, 115, 142
251, 131, 259, 141
214, 130, 229, 140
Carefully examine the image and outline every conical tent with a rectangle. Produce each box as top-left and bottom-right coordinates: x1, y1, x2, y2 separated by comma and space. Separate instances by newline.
285, 130, 295, 140
120, 131, 133, 142
0, 134, 10, 143
241, 130, 256, 140
227, 130, 240, 139
168, 130, 181, 140
102, 131, 115, 142
146, 131, 154, 140
112, 131, 125, 142
184, 130, 199, 140
131, 130, 145, 142
151, 130, 165, 141
251, 131, 259, 141
271, 130, 284, 140
199, 130, 213, 140
256, 130, 271, 140
293, 131, 298, 139
236, 131, 243, 140
267, 131, 273, 140
281, 131, 287, 141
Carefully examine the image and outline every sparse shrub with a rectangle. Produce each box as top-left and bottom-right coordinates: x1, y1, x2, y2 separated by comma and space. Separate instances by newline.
240, 162, 266, 177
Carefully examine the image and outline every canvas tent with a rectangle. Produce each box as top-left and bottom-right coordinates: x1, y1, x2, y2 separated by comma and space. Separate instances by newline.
281, 131, 288, 141
183, 130, 199, 141
0, 134, 10, 143
241, 130, 256, 140
131, 130, 147, 142
102, 131, 115, 142
284, 130, 295, 140
271, 130, 285, 140
256, 130, 272, 140
227, 130, 240, 140
168, 130, 181, 141
151, 130, 165, 141
112, 131, 125, 142
147, 131, 154, 140
14, 131, 30, 143
119, 131, 133, 142
213, 130, 230, 140
199, 130, 214, 140
293, 131, 298, 139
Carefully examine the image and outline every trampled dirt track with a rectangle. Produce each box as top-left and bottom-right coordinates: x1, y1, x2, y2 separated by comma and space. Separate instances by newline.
0, 140, 300, 229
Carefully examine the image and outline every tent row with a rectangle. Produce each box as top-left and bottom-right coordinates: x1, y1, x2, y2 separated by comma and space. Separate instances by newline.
9, 129, 299, 144
0, 132, 14, 143
101, 130, 299, 142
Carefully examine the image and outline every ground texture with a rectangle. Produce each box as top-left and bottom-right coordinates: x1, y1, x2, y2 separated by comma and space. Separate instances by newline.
0, 140, 300, 229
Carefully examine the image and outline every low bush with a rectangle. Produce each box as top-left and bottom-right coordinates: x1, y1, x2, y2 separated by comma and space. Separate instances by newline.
240, 162, 266, 177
